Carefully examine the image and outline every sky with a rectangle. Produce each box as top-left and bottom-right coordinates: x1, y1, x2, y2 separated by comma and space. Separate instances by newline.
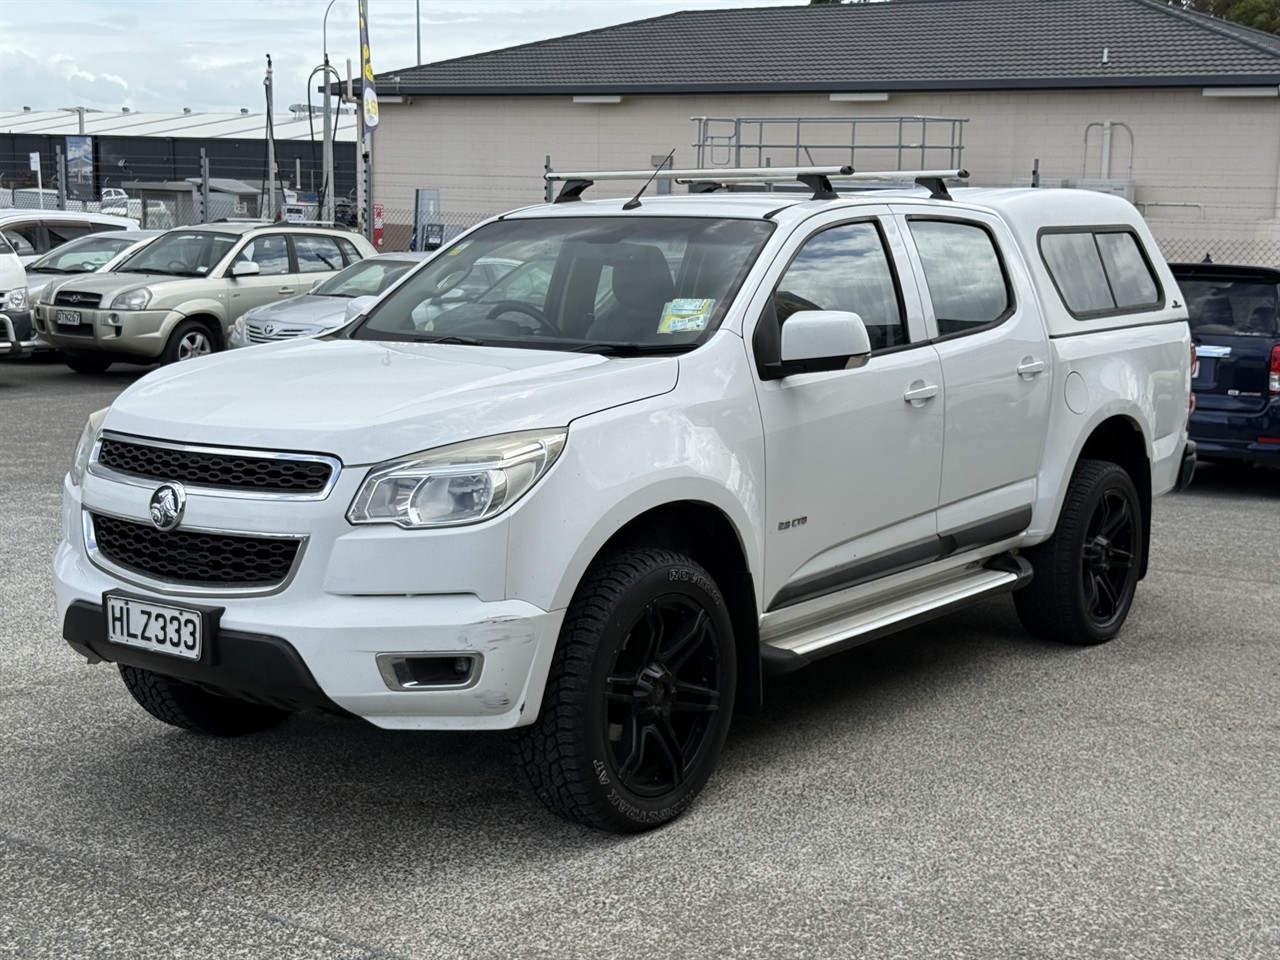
0, 0, 801, 115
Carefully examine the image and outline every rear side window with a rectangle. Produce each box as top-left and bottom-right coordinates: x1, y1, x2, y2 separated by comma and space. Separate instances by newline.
293, 234, 345, 273
1040, 229, 1161, 318
337, 238, 363, 265
907, 219, 1012, 335
44, 221, 93, 246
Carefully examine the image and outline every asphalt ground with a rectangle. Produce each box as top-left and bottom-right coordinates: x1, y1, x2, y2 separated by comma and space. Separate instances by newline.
1, 356, 1277, 960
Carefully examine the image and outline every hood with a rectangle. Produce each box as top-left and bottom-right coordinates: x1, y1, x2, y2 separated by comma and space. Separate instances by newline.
103, 338, 680, 464
50, 270, 204, 299
245, 294, 349, 329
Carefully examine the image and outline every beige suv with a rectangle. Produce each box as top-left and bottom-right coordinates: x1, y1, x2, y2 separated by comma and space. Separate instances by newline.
34, 223, 376, 373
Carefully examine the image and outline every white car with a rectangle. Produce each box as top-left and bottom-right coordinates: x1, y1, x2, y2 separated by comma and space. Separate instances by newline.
230, 251, 432, 347
54, 168, 1194, 832
0, 209, 139, 265
0, 234, 29, 356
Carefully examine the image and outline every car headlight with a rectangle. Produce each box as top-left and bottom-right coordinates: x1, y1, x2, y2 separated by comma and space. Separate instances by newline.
69, 407, 109, 487
110, 288, 152, 310
347, 429, 567, 528
5, 287, 28, 310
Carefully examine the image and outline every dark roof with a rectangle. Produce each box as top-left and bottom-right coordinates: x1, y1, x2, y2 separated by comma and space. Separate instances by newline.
374, 0, 1280, 96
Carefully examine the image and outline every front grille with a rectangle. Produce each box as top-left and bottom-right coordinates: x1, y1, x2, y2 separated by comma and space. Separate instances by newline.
55, 291, 103, 308
98, 437, 335, 494
246, 321, 314, 343
90, 513, 300, 586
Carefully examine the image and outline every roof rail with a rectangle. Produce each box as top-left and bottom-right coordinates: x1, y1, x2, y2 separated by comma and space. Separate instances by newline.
544, 166, 968, 203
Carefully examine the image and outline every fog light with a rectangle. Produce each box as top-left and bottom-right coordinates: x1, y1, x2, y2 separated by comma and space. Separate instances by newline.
376, 653, 481, 691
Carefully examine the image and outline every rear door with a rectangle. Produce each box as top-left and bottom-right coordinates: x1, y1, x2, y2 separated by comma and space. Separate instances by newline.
226, 233, 297, 319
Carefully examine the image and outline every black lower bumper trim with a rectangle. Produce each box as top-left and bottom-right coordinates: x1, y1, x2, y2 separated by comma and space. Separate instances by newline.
62, 600, 347, 714
1176, 440, 1197, 492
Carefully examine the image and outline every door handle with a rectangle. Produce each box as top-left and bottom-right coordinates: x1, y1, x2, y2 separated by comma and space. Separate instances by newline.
903, 381, 940, 406
277, 287, 295, 295
1017, 358, 1046, 379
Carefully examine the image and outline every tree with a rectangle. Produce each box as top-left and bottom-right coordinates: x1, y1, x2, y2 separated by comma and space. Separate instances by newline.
1183, 0, 1280, 34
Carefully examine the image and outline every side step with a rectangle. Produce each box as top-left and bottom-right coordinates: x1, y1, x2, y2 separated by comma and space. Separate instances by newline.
761, 555, 1032, 674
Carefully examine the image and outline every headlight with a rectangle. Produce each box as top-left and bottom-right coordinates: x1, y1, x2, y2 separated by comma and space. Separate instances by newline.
110, 288, 152, 310
347, 429, 567, 528
5, 287, 28, 310
69, 408, 109, 487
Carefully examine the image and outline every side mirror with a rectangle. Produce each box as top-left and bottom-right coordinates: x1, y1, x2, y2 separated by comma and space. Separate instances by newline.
779, 310, 872, 369
344, 295, 377, 322
230, 260, 261, 278
309, 278, 324, 292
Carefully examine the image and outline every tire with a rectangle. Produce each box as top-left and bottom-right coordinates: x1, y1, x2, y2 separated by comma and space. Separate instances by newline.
161, 320, 216, 364
63, 354, 112, 374
1014, 459, 1144, 645
118, 664, 291, 736
515, 548, 736, 832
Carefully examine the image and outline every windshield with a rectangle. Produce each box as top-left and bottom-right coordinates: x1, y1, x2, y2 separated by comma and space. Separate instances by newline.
314, 258, 419, 297
115, 230, 237, 277
27, 234, 138, 273
350, 216, 774, 354
1181, 279, 1278, 337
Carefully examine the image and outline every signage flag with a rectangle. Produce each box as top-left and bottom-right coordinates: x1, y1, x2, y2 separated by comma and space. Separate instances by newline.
357, 0, 379, 134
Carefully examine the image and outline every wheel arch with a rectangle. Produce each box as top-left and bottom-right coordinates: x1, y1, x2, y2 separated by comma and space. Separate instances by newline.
585, 500, 763, 715
177, 312, 226, 351
1055, 414, 1154, 580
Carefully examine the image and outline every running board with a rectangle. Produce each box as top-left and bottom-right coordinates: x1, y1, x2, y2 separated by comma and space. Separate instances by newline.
761, 555, 1032, 673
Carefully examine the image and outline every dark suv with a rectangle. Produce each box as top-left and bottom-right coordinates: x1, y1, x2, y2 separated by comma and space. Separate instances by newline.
1170, 262, 1280, 467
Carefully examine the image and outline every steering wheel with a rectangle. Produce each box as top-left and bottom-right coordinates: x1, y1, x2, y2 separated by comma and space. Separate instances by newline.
166, 260, 188, 271
485, 300, 561, 335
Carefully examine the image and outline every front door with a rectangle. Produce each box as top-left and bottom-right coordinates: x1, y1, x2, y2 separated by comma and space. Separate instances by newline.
748, 212, 944, 612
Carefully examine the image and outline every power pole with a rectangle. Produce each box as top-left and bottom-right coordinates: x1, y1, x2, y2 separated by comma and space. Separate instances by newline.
264, 54, 277, 221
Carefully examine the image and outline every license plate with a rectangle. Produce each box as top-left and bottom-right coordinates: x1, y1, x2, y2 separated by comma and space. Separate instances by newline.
105, 595, 203, 660
55, 309, 82, 326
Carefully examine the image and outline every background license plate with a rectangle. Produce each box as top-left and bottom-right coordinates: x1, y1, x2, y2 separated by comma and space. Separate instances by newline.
55, 310, 82, 325
106, 596, 202, 660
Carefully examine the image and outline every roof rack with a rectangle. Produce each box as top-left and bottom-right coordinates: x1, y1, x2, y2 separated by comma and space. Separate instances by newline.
544, 166, 969, 203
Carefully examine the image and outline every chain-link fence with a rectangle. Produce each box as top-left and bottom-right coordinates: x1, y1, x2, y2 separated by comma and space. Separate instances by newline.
1150, 235, 1280, 267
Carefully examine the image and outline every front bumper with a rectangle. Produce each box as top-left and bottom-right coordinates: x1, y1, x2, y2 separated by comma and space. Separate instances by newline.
35, 303, 179, 360
0, 310, 36, 356
55, 472, 565, 730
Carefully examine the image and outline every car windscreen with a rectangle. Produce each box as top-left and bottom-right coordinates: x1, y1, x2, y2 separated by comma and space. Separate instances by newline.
114, 231, 238, 277
27, 234, 137, 273
313, 258, 419, 297
349, 216, 775, 354
1179, 278, 1278, 337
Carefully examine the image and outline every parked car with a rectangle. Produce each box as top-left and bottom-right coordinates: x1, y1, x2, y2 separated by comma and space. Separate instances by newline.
25, 230, 165, 301
33, 223, 376, 372
0, 209, 139, 265
230, 251, 432, 347
1170, 261, 1279, 467
0, 233, 29, 357
54, 171, 1193, 831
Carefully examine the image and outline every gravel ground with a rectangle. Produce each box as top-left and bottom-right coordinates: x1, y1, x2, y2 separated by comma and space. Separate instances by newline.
2, 357, 1277, 960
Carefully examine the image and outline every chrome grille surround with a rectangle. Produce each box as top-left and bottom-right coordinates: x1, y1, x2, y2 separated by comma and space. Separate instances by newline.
91, 433, 341, 501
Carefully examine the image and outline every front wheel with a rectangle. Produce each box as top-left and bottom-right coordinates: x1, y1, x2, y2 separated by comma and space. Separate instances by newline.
119, 665, 291, 736
1014, 459, 1144, 645
161, 320, 216, 364
515, 549, 736, 832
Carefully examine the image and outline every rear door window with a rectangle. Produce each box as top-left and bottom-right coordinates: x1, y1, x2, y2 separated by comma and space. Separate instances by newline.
908, 219, 1012, 335
293, 234, 346, 273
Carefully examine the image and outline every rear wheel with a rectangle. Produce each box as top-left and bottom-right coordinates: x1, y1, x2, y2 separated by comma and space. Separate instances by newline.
515, 548, 736, 832
63, 354, 112, 374
1014, 459, 1144, 645
118, 665, 291, 736
161, 320, 216, 364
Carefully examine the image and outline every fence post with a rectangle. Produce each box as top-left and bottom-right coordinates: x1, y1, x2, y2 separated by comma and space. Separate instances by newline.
55, 144, 67, 210
544, 155, 553, 204
200, 148, 211, 223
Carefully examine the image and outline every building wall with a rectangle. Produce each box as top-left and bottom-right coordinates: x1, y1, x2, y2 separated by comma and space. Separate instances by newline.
371, 87, 1280, 260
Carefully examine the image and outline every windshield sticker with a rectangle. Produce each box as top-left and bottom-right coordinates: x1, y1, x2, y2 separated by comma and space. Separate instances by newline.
658, 299, 715, 335
445, 242, 470, 256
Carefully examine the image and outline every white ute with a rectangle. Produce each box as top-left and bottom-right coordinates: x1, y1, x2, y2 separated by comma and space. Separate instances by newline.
55, 167, 1196, 831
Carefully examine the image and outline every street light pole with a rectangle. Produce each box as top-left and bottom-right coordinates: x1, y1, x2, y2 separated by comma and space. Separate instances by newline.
321, 0, 340, 224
